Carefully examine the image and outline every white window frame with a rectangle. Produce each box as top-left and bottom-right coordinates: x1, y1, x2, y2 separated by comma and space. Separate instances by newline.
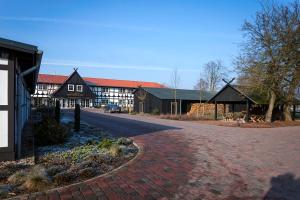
76, 85, 83, 92
68, 84, 74, 91
38, 84, 44, 90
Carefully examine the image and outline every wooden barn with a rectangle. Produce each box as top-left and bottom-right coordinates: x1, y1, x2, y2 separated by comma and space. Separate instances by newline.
133, 87, 215, 115
208, 82, 299, 121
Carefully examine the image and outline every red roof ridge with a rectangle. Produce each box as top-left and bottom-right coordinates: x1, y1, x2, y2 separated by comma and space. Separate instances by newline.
83, 76, 161, 84
38, 73, 165, 88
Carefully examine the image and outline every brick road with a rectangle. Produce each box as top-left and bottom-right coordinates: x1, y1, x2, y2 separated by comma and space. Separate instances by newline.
10, 110, 300, 200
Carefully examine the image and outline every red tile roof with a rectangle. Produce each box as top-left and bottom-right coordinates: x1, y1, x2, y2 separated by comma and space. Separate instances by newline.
38, 74, 165, 88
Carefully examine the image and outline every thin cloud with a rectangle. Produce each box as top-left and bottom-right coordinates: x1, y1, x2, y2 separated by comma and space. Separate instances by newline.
0, 16, 157, 32
0, 16, 240, 39
42, 60, 200, 72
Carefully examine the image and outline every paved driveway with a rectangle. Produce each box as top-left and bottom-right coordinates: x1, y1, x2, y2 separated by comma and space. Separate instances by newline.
13, 109, 300, 200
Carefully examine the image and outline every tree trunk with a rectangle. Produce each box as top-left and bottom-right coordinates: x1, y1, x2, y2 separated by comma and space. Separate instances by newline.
283, 104, 292, 121
265, 90, 276, 123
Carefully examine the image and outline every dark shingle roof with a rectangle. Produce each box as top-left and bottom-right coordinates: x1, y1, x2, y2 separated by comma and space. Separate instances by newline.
0, 37, 38, 53
142, 87, 215, 101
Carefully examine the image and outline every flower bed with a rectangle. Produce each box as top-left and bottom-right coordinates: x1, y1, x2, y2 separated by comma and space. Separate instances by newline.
0, 121, 138, 199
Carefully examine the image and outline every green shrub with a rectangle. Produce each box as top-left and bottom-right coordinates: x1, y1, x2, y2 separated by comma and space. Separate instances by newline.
85, 153, 113, 164
41, 143, 105, 164
98, 139, 113, 149
151, 108, 160, 115
76, 160, 98, 169
35, 117, 69, 146
117, 137, 133, 146
85, 153, 103, 162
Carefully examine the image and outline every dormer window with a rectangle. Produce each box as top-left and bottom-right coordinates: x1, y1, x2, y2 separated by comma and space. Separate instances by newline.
68, 84, 74, 91
77, 85, 83, 92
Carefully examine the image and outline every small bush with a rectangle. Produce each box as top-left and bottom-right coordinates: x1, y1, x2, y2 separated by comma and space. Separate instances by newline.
23, 175, 49, 191
85, 153, 114, 164
46, 165, 66, 177
0, 163, 30, 179
35, 117, 69, 146
98, 139, 113, 149
53, 171, 76, 185
85, 153, 104, 163
0, 169, 10, 181
76, 160, 98, 169
151, 108, 160, 115
22, 166, 50, 191
78, 167, 97, 178
117, 137, 133, 146
109, 144, 121, 157
8, 170, 27, 185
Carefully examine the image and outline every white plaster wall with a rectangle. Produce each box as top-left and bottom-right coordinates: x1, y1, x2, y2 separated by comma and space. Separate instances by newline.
0, 111, 8, 147
0, 70, 8, 105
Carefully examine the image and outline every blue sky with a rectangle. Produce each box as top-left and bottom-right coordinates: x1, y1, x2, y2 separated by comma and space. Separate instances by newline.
0, 0, 290, 88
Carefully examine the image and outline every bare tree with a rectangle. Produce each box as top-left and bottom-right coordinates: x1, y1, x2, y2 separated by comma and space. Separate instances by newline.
204, 60, 225, 92
236, 0, 300, 122
170, 68, 180, 115
194, 78, 209, 92
136, 86, 147, 113
275, 1, 300, 121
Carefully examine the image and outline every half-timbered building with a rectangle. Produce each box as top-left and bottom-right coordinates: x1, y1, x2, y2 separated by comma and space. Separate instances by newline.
31, 70, 165, 109
0, 38, 42, 160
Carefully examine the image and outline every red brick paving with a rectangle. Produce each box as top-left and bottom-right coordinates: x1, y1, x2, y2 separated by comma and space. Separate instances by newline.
8, 113, 300, 200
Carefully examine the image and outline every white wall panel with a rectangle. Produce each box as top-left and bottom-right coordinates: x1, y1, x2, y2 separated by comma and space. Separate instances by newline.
0, 111, 8, 147
0, 58, 8, 65
0, 70, 8, 105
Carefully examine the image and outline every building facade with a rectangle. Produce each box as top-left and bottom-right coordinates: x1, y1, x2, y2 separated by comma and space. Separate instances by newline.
0, 38, 42, 161
31, 70, 165, 109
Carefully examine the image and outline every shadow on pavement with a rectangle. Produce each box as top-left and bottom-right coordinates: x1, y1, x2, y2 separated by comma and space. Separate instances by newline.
63, 109, 182, 137
264, 173, 300, 200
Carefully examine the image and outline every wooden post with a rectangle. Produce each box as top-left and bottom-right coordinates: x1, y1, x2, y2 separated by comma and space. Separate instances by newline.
180, 99, 182, 116
232, 104, 235, 118
215, 101, 217, 120
293, 105, 296, 121
246, 100, 250, 122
